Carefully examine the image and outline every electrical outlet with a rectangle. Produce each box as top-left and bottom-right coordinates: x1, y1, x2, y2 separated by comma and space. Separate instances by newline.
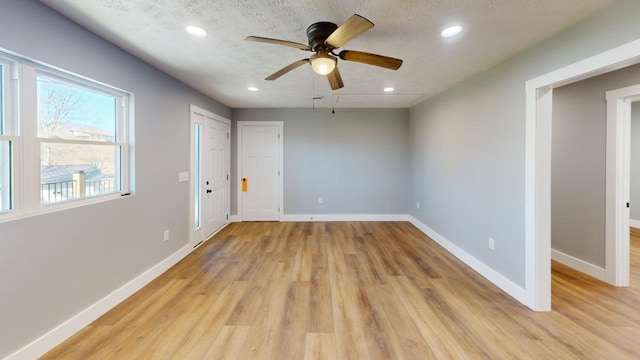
318, 197, 323, 204
488, 237, 495, 251
164, 230, 170, 242
416, 202, 420, 209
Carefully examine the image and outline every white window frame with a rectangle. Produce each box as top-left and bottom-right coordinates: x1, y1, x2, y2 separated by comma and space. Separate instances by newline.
0, 49, 133, 222
0, 55, 19, 215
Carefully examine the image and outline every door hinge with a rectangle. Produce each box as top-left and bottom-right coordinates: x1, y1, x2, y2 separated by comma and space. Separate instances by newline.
278, 171, 280, 176
227, 132, 230, 139
278, 207, 280, 213
226, 214, 229, 220
278, 133, 280, 139
627, 202, 630, 208
227, 174, 229, 180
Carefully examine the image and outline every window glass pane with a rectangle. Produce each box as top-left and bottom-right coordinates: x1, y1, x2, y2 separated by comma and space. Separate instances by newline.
41, 143, 121, 204
0, 141, 11, 211
37, 76, 117, 142
194, 124, 201, 229
1, 63, 4, 135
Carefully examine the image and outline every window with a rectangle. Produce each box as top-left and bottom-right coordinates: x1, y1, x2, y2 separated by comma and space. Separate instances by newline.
36, 74, 125, 204
0, 49, 132, 220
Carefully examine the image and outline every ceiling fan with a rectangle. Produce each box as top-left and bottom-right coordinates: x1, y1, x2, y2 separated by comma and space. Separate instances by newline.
246, 14, 403, 90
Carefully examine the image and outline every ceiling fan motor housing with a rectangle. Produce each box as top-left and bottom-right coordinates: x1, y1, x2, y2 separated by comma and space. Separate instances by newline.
306, 22, 338, 51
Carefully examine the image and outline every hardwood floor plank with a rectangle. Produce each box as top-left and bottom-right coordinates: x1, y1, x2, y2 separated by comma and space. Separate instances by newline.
303, 333, 337, 360
373, 282, 437, 359
307, 250, 334, 333
139, 294, 212, 359
272, 281, 310, 359
354, 281, 410, 359
41, 222, 640, 359
203, 326, 250, 360
224, 284, 266, 326
329, 277, 371, 360
289, 236, 312, 281
387, 275, 472, 359
236, 264, 291, 359
167, 280, 249, 359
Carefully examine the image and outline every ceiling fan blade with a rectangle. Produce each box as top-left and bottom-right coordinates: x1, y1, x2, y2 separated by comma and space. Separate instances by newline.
327, 65, 344, 90
338, 50, 403, 70
325, 14, 374, 49
265, 59, 309, 80
245, 36, 311, 51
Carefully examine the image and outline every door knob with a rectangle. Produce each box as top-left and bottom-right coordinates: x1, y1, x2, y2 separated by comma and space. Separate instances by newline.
206, 189, 212, 193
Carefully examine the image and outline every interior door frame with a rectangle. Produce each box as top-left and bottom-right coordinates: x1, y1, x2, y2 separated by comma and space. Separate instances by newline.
189, 105, 231, 248
525, 39, 640, 311
236, 121, 284, 222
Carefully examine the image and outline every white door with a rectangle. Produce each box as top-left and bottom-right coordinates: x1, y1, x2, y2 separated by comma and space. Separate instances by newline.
203, 116, 229, 236
239, 122, 282, 221
190, 105, 230, 248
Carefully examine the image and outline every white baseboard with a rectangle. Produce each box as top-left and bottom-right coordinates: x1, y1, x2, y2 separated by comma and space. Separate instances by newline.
229, 215, 241, 223
281, 214, 409, 222
630, 219, 640, 229
408, 216, 528, 306
5, 244, 194, 360
551, 249, 606, 281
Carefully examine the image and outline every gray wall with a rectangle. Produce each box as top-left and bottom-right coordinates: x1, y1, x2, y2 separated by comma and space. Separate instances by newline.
3, 0, 640, 356
409, 0, 640, 287
0, 1, 230, 357
551, 65, 640, 267
632, 102, 640, 221
232, 108, 409, 215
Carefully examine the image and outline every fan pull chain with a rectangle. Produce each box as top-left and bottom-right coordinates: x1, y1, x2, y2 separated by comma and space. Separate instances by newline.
332, 90, 335, 114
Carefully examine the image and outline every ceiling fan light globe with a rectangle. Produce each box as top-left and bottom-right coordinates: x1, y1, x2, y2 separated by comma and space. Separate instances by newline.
310, 53, 336, 75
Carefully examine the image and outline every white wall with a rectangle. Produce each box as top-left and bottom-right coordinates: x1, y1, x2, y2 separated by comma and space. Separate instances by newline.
551, 64, 640, 267
232, 108, 409, 216
409, 0, 640, 288
0, 1, 230, 358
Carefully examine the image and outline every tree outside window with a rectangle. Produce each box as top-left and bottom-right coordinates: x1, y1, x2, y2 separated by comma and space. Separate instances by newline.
37, 76, 121, 204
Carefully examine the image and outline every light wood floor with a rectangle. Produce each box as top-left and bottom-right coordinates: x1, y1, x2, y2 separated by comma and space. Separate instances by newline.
42, 222, 640, 359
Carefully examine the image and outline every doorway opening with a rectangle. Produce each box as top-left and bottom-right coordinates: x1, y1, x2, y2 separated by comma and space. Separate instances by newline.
604, 85, 640, 286
550, 74, 640, 288
525, 39, 640, 311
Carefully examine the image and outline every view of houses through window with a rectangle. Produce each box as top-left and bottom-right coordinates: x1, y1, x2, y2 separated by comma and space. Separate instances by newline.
37, 75, 121, 204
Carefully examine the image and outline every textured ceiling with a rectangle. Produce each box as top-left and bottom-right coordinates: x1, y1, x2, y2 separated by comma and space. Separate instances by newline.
41, 0, 614, 109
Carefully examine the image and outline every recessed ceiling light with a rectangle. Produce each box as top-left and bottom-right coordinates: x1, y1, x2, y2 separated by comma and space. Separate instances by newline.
441, 25, 462, 38
248, 86, 258, 92
384, 87, 395, 92
186, 25, 207, 37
